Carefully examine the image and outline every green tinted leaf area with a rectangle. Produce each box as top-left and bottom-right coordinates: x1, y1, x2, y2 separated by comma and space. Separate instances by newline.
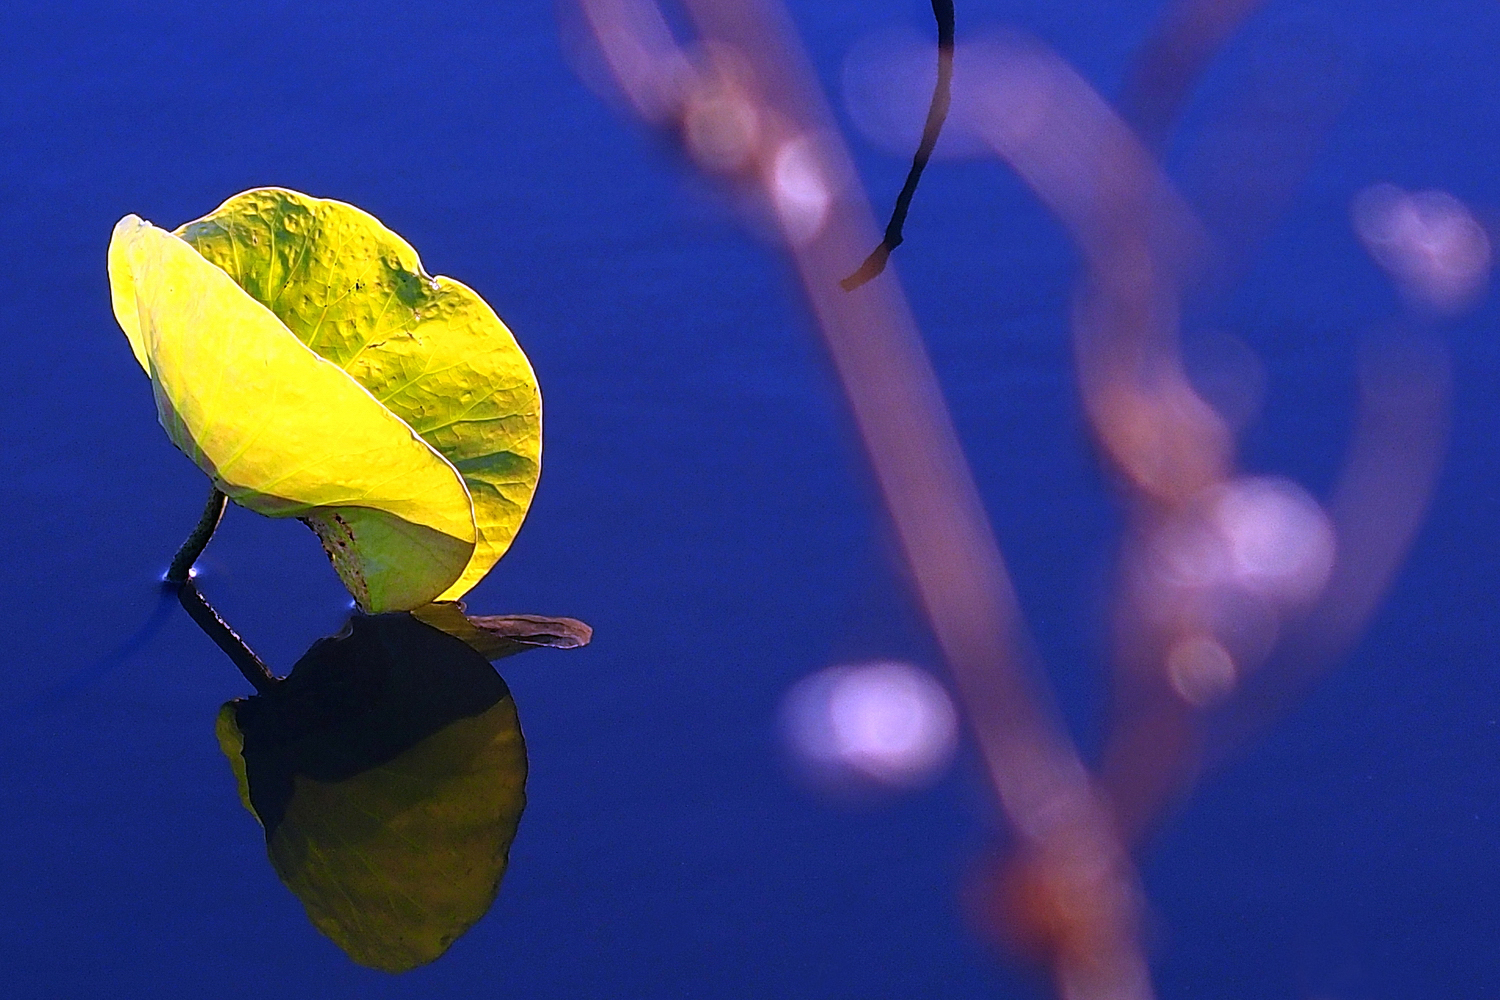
179, 188, 541, 599
216, 614, 526, 972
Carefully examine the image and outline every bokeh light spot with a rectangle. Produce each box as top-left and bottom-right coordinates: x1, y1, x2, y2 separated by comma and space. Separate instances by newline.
1353, 183, 1491, 315
770, 137, 831, 244
782, 661, 959, 793
1210, 476, 1335, 604
1167, 634, 1237, 707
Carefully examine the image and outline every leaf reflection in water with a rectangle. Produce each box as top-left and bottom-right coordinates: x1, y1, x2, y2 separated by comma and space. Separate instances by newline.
214, 611, 543, 972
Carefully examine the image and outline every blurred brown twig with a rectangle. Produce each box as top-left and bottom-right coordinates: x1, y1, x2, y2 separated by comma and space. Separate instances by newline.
567, 0, 1462, 995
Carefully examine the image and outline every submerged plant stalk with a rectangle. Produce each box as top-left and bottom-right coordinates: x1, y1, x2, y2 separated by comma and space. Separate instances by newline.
176, 580, 280, 694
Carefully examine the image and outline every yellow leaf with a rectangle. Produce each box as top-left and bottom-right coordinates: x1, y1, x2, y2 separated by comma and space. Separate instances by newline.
109, 216, 476, 612
178, 188, 541, 600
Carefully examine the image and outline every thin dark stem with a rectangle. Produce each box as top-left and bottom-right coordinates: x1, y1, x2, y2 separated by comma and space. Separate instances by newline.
166, 487, 227, 584
841, 0, 955, 291
176, 580, 281, 694
164, 486, 280, 692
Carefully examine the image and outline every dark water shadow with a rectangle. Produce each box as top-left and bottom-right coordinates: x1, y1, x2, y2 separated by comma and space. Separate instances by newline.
216, 612, 528, 973
2, 585, 176, 722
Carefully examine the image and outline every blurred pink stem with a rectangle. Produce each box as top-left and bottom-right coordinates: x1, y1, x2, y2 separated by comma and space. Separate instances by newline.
1120, 0, 1270, 148
579, 0, 1154, 994
673, 0, 1100, 851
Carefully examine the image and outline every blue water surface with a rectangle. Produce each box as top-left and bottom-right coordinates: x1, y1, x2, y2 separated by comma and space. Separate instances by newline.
2, 1, 1497, 997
